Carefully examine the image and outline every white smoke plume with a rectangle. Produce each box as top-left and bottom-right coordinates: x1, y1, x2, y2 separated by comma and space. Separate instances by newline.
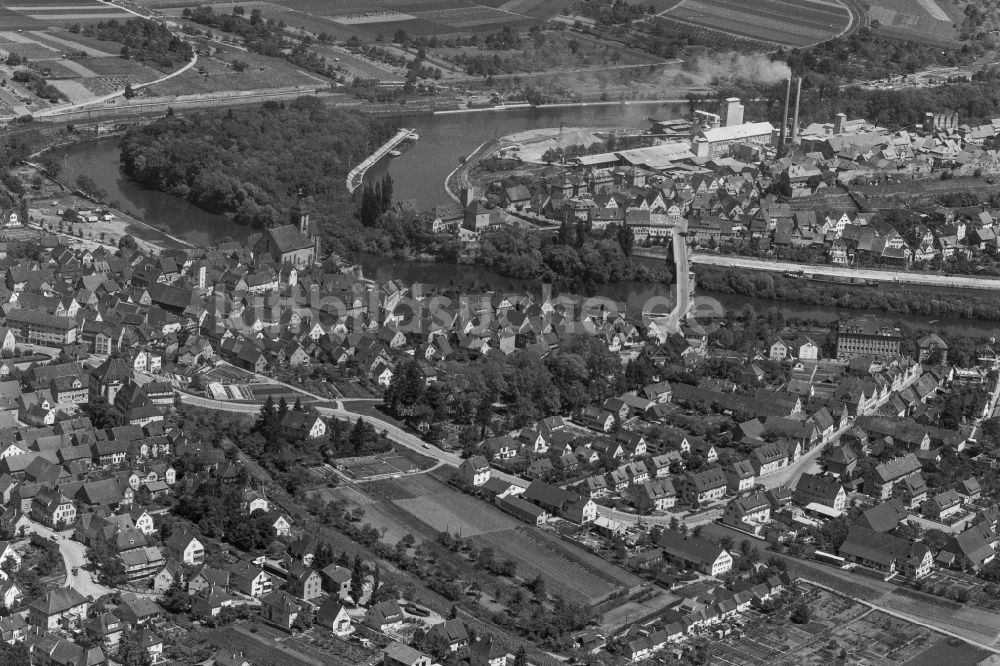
680, 52, 792, 86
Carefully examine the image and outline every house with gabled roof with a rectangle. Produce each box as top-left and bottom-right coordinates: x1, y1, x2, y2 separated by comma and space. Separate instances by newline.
364, 600, 404, 631
658, 529, 732, 576
426, 618, 469, 652
315, 597, 352, 636
682, 468, 727, 504
28, 587, 89, 630
922, 489, 963, 521
867, 453, 922, 499
794, 473, 846, 512
855, 501, 906, 533
229, 560, 271, 598
261, 590, 303, 630
722, 492, 772, 536
469, 635, 508, 666
839, 525, 932, 579
750, 444, 787, 476
165, 533, 203, 566
724, 460, 756, 493
286, 562, 322, 601
459, 456, 491, 487
631, 478, 676, 513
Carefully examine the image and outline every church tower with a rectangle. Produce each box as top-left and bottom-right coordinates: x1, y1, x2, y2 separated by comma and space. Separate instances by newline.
291, 201, 310, 236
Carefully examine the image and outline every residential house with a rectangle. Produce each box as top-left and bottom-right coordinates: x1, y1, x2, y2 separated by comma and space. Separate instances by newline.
658, 530, 733, 576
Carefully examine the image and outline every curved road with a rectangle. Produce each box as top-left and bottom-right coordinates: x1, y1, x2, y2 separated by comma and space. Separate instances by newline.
176, 393, 524, 486
27, 520, 113, 599
33, 2, 199, 119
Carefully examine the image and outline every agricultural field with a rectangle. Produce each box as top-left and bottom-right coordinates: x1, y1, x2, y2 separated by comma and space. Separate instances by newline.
661, 0, 852, 47
0, 21, 188, 113
156, 0, 576, 37
472, 527, 641, 605
866, 0, 964, 46
332, 472, 642, 605
0, 0, 133, 29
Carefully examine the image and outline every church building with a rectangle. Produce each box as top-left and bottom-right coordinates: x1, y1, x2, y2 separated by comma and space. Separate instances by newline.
253, 202, 320, 267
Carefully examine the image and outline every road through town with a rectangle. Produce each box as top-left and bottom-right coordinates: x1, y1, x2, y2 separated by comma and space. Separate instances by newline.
690, 254, 1000, 290
175, 393, 525, 487
27, 520, 113, 599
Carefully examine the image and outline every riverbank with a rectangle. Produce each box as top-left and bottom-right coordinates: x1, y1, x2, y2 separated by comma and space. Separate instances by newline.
22, 157, 194, 253
695, 264, 1000, 323
693, 252, 1000, 291
632, 248, 1000, 292
433, 98, 693, 116
445, 140, 492, 204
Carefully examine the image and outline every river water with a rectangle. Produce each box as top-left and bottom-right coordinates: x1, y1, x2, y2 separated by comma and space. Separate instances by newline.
359, 254, 1000, 338
56, 102, 1000, 338
58, 101, 687, 246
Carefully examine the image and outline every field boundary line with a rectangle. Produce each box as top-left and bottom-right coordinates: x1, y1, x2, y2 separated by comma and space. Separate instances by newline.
800, 577, 1000, 655
657, 0, 854, 48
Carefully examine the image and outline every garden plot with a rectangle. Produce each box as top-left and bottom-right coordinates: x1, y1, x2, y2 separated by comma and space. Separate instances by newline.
393, 493, 520, 536
49, 79, 92, 102
26, 30, 117, 57
473, 527, 639, 605
49, 58, 98, 77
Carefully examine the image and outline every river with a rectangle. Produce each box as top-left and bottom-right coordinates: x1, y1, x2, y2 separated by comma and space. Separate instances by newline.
359, 254, 1000, 338
56, 102, 1000, 338
57, 101, 688, 247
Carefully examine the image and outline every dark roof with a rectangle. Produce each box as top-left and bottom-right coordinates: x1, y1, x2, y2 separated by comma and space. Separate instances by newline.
264, 225, 313, 254
839, 525, 925, 567
856, 502, 905, 533
658, 530, 726, 566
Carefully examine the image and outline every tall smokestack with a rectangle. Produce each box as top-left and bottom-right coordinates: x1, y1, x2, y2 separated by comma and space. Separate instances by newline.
791, 77, 802, 143
778, 77, 791, 148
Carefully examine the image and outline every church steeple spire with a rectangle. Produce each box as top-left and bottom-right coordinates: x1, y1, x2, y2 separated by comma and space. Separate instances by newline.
290, 189, 309, 236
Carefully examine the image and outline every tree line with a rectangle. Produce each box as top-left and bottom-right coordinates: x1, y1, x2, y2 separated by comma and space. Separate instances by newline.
77, 18, 193, 69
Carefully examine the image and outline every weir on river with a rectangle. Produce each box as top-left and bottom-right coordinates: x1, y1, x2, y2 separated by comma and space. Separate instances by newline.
346, 128, 416, 193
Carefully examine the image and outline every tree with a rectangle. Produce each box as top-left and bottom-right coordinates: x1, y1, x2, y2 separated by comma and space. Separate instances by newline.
115, 631, 152, 666
118, 234, 139, 252
39, 155, 61, 178
790, 600, 810, 624
292, 605, 313, 631
81, 397, 121, 430
616, 223, 634, 256
513, 645, 527, 666
350, 555, 365, 603
123, 83, 136, 99
161, 578, 190, 613
259, 395, 276, 430
0, 643, 30, 666
384, 358, 425, 415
